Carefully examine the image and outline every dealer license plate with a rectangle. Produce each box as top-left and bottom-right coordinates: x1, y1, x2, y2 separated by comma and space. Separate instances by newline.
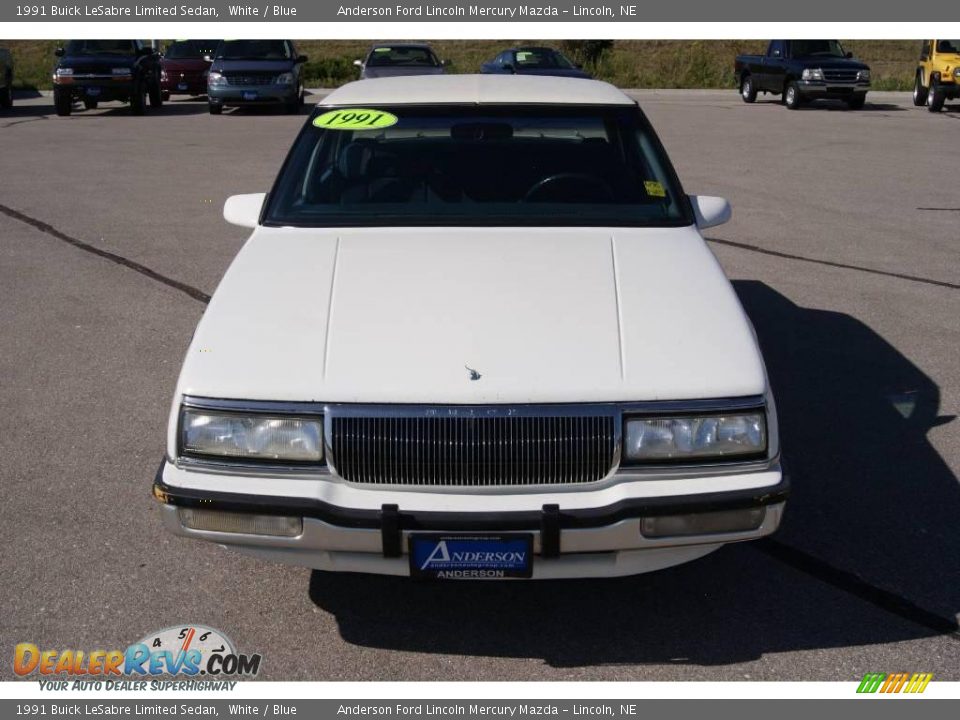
409, 534, 533, 579
85, 87, 100, 96
177, 83, 188, 91
242, 91, 258, 101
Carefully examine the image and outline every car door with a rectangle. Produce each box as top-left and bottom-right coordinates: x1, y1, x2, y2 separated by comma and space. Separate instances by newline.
762, 40, 787, 92
918, 40, 932, 85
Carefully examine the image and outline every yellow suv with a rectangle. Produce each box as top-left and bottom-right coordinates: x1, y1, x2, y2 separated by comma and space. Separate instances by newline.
914, 40, 960, 112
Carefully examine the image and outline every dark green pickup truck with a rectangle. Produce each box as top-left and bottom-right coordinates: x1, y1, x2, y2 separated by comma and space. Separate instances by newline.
0, 48, 13, 109
735, 40, 871, 110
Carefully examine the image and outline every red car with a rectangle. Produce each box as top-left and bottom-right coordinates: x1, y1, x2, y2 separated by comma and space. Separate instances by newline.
160, 40, 220, 99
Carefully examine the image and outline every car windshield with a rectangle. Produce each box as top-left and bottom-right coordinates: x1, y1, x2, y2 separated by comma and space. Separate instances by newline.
165, 40, 220, 60
366, 47, 439, 67
216, 40, 291, 60
65, 40, 138, 56
791, 40, 846, 58
936, 40, 960, 53
514, 49, 575, 69
265, 105, 693, 228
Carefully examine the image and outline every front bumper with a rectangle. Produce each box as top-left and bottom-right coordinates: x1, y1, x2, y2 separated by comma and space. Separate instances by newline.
798, 80, 870, 99
207, 84, 297, 106
154, 459, 788, 579
162, 77, 207, 95
54, 77, 134, 102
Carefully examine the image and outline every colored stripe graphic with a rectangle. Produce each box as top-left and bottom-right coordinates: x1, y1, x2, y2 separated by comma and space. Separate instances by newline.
857, 672, 932, 693
857, 673, 886, 693
905, 674, 933, 694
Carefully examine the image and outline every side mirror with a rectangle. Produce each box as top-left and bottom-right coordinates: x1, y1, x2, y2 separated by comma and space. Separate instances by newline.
845, 51, 854, 59
296, 55, 308, 64
353, 59, 363, 67
690, 195, 732, 230
223, 193, 266, 229
575, 63, 584, 69
55, 47, 65, 57
138, 46, 154, 57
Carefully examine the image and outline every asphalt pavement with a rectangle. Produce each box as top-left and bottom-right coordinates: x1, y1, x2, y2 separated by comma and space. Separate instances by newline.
0, 88, 958, 681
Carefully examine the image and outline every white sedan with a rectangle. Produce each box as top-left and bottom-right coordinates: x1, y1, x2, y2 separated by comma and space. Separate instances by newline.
155, 75, 787, 580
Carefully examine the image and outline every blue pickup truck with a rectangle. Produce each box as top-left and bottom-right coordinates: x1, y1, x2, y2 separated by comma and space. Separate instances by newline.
735, 40, 871, 110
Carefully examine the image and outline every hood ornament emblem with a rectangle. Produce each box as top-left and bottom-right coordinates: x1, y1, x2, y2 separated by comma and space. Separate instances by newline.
465, 365, 482, 381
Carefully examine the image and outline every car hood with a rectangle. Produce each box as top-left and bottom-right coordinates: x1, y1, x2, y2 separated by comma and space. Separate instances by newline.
177, 226, 766, 404
800, 58, 869, 70
211, 59, 294, 73
517, 68, 592, 79
161, 58, 210, 72
361, 66, 445, 78
59, 56, 137, 70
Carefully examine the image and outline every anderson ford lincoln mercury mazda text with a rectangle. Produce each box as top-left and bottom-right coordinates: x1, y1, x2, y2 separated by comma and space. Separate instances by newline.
153, 75, 788, 580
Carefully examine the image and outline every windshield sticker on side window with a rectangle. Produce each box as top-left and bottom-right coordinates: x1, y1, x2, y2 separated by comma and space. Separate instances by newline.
313, 109, 399, 131
644, 180, 666, 198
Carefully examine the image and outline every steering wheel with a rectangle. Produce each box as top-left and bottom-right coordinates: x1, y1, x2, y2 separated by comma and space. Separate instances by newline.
523, 173, 615, 203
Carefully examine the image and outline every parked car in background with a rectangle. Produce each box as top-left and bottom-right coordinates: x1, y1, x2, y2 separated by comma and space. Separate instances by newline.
354, 44, 446, 79
914, 40, 960, 112
0, 48, 13, 109
735, 40, 870, 110
206, 39, 307, 115
161, 39, 220, 100
154, 75, 786, 580
52, 40, 162, 116
480, 47, 591, 79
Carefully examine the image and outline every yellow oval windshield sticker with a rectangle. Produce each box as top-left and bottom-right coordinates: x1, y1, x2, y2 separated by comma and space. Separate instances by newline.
314, 109, 399, 131
644, 180, 666, 198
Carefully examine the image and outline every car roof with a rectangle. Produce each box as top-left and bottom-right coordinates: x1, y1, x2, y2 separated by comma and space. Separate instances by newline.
368, 43, 434, 50
321, 75, 634, 107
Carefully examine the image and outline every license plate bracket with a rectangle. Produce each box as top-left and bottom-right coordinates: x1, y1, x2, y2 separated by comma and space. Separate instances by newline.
409, 534, 533, 580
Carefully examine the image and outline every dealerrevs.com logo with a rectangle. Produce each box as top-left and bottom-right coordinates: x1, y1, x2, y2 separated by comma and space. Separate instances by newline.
14, 625, 261, 689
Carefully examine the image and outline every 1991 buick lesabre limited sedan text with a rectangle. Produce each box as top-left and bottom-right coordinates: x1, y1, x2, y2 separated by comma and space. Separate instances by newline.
154, 75, 788, 579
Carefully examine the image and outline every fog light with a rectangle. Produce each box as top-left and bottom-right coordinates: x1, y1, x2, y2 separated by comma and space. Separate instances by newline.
641, 508, 765, 538
177, 508, 302, 537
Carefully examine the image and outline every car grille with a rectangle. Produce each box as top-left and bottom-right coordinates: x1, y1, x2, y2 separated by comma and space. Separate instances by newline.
223, 72, 277, 86
823, 68, 860, 83
331, 415, 616, 487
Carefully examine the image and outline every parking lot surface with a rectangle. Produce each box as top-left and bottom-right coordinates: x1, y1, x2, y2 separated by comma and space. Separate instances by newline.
1, 89, 958, 680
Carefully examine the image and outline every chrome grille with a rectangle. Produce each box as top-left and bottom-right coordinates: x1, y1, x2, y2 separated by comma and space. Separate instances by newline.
332, 415, 616, 486
823, 68, 859, 83
224, 72, 276, 86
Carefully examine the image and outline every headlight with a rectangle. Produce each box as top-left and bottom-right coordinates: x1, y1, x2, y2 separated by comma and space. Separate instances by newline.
953, 67, 960, 78
624, 412, 766, 462
111, 67, 132, 76
207, 71, 226, 86
180, 408, 323, 463
275, 72, 294, 85
801, 68, 824, 81
857, 69, 871, 81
